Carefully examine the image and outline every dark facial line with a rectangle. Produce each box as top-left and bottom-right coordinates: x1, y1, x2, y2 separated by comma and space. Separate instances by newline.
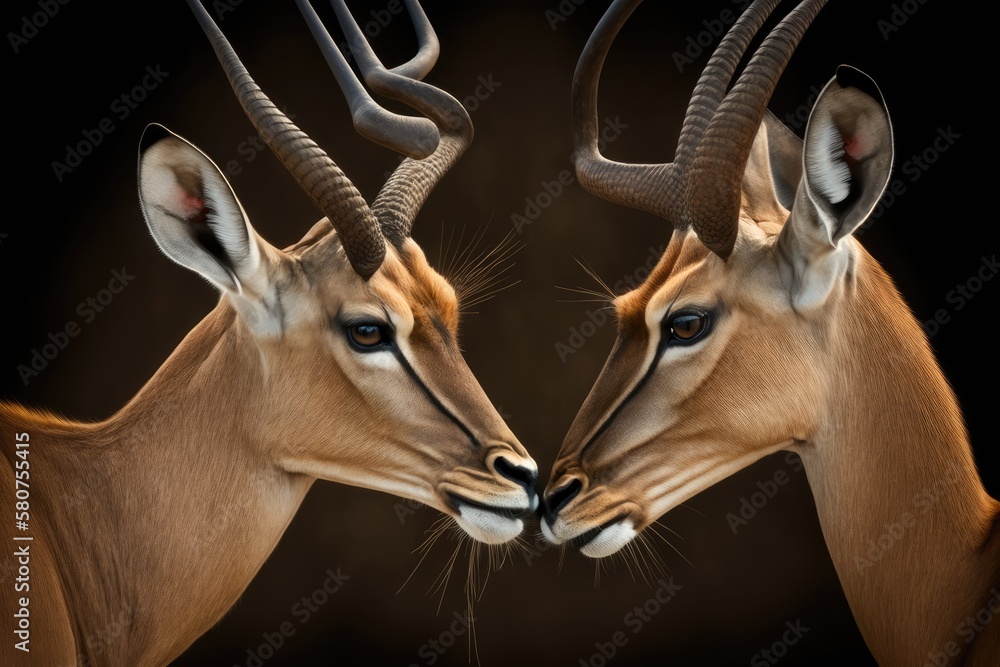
579, 277, 691, 463
391, 347, 481, 449
429, 314, 454, 347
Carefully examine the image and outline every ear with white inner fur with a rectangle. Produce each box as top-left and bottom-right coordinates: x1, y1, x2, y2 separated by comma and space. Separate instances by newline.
137, 124, 277, 298
776, 66, 894, 309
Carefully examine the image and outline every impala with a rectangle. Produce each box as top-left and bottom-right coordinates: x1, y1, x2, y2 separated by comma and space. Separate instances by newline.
0, 1, 537, 664
541, 0, 999, 663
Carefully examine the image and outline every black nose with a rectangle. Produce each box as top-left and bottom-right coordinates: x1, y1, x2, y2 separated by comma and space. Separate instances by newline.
494, 457, 538, 495
542, 478, 582, 525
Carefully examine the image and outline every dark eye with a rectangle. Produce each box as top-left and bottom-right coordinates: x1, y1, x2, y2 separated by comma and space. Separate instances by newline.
667, 311, 711, 345
346, 323, 392, 351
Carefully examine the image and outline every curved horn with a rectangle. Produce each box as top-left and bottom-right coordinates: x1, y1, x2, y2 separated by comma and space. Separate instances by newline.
674, 0, 783, 168
296, 0, 441, 161
301, 0, 474, 244
571, 0, 682, 216
687, 0, 828, 257
186, 0, 385, 279
572, 0, 828, 259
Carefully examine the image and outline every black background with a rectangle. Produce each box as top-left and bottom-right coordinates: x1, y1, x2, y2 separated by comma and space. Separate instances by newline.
3, 1, 998, 665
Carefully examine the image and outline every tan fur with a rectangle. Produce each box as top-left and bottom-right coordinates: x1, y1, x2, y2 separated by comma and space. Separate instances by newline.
545, 172, 1000, 665
551, 0, 997, 658
0, 232, 534, 665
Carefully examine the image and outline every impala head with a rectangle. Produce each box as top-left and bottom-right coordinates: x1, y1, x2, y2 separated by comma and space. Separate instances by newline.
542, 0, 893, 557
136, 0, 537, 544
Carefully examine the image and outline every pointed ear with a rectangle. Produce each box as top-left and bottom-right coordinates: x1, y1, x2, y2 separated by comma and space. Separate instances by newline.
137, 124, 276, 296
762, 110, 804, 210
777, 66, 893, 308
742, 110, 804, 222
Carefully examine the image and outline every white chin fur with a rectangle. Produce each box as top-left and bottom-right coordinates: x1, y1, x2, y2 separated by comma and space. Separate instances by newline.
540, 519, 562, 544
455, 507, 523, 545
579, 521, 636, 559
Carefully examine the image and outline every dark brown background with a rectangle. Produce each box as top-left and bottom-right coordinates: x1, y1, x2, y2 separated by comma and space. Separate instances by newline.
3, 1, 998, 665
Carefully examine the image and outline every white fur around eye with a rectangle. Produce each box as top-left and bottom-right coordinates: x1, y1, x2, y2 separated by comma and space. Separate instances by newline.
353, 349, 399, 369
336, 328, 399, 369
658, 340, 704, 364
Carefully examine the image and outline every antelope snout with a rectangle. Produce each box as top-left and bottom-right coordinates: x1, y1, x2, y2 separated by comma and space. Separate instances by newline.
442, 446, 539, 545
486, 448, 540, 516
541, 477, 583, 526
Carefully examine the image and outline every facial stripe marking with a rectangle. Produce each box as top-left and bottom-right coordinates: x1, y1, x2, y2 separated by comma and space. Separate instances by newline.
430, 314, 453, 346
580, 342, 666, 462
579, 277, 691, 461
391, 347, 481, 449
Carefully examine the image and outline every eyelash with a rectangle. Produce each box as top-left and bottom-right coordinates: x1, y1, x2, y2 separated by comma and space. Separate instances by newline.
341, 320, 395, 352
662, 309, 712, 346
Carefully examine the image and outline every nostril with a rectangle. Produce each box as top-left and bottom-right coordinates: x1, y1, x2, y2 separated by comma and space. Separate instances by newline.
543, 478, 582, 524
494, 457, 538, 493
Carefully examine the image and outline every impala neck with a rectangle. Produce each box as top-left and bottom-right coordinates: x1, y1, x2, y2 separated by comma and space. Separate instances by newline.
23, 303, 313, 665
798, 253, 1000, 665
